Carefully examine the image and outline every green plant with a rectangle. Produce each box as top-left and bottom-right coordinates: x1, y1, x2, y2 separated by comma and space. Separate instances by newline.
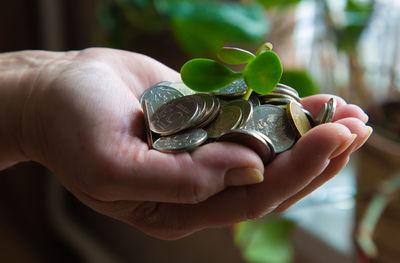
234, 216, 296, 263
180, 42, 283, 100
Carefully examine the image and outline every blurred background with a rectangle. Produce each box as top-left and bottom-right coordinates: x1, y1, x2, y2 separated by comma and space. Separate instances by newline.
1, 0, 400, 262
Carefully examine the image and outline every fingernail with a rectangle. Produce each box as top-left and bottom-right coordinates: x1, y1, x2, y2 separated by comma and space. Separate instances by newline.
352, 126, 373, 152
330, 134, 357, 159
225, 168, 264, 186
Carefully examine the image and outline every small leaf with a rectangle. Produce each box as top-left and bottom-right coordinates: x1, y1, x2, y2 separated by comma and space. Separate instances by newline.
181, 58, 242, 92
243, 51, 282, 95
217, 47, 256, 65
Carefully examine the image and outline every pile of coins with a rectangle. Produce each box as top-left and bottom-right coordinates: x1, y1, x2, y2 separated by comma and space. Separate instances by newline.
140, 79, 336, 164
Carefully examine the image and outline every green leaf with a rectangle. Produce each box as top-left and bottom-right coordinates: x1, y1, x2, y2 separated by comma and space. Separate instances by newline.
234, 217, 295, 263
243, 51, 282, 95
280, 69, 319, 97
217, 47, 256, 65
180, 59, 242, 92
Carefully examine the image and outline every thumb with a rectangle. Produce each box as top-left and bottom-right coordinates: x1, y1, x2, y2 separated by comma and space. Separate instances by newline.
82, 140, 264, 204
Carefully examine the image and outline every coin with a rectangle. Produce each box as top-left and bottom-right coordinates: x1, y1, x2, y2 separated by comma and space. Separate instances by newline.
315, 102, 328, 125
189, 94, 208, 128
224, 99, 253, 128
196, 95, 221, 128
213, 78, 248, 98
287, 101, 312, 137
192, 93, 217, 128
249, 92, 261, 106
217, 129, 275, 164
141, 99, 154, 149
139, 84, 183, 117
302, 108, 316, 127
258, 92, 300, 102
322, 97, 337, 123
153, 129, 208, 152
206, 105, 243, 138
276, 83, 299, 94
169, 82, 196, 95
150, 95, 201, 135
243, 105, 297, 153
260, 97, 295, 106
273, 85, 301, 101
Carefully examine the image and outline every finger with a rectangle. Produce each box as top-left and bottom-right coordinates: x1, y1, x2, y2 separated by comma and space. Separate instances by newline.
333, 104, 369, 123
334, 117, 373, 152
113, 123, 356, 239
273, 118, 372, 212
81, 139, 264, 204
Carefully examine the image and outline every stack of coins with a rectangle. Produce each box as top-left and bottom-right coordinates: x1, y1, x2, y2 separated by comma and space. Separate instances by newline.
140, 79, 337, 164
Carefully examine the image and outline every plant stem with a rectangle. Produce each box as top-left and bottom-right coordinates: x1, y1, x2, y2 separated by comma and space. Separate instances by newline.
356, 173, 400, 258
255, 42, 273, 56
242, 88, 253, 101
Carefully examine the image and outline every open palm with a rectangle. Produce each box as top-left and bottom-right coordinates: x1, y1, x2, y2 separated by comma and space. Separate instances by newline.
24, 48, 371, 239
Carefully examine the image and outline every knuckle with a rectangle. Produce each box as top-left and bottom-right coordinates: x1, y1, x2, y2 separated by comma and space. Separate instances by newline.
128, 202, 190, 240
244, 188, 278, 220
176, 174, 212, 204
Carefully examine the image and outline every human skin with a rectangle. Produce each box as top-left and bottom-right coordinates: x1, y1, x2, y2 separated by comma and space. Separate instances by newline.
0, 48, 372, 239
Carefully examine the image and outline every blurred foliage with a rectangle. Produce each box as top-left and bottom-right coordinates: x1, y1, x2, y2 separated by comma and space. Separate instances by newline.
234, 217, 296, 263
98, 0, 270, 56
322, 0, 374, 53
280, 69, 319, 97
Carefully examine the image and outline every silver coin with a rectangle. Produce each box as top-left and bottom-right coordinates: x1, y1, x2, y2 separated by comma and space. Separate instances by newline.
273, 86, 301, 101
169, 82, 196, 95
217, 129, 276, 164
189, 94, 208, 128
196, 95, 221, 128
249, 92, 261, 107
206, 105, 243, 139
192, 93, 216, 128
150, 95, 201, 135
243, 105, 297, 153
141, 99, 154, 149
260, 97, 294, 106
276, 83, 299, 95
322, 97, 337, 123
224, 99, 253, 128
213, 78, 248, 98
139, 84, 183, 117
258, 92, 300, 102
153, 129, 208, 153
302, 108, 316, 127
315, 102, 328, 125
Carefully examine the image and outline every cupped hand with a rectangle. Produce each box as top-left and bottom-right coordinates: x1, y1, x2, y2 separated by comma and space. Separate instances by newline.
23, 48, 371, 240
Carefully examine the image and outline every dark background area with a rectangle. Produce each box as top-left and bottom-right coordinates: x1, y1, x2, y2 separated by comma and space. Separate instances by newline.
0, 1, 243, 262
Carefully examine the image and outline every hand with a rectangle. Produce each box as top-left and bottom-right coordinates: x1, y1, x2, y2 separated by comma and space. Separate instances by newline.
20, 48, 371, 240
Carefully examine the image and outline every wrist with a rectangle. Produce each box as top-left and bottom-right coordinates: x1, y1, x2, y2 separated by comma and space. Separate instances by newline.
0, 50, 73, 169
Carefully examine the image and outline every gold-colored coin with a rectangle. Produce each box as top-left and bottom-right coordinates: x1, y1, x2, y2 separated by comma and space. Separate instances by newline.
287, 101, 312, 137
205, 105, 243, 139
